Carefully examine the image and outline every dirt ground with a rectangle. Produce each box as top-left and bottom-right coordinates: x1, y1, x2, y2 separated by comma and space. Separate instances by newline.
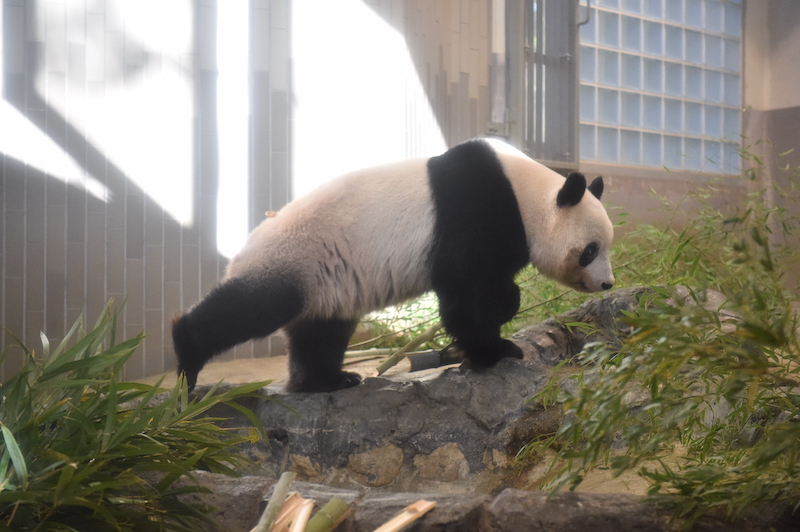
139, 353, 410, 388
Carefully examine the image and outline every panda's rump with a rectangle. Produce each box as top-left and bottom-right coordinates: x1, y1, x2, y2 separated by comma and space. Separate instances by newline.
227, 160, 436, 319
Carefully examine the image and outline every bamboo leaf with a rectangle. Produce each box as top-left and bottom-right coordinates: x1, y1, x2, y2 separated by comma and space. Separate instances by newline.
0, 425, 28, 490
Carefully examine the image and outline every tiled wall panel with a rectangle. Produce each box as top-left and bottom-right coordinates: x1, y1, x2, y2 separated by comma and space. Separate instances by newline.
1, 0, 292, 380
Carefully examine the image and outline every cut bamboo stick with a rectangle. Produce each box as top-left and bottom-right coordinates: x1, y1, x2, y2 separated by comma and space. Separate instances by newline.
304, 497, 351, 532
249, 471, 296, 532
288, 498, 315, 532
371, 499, 437, 532
268, 492, 306, 532
375, 323, 443, 375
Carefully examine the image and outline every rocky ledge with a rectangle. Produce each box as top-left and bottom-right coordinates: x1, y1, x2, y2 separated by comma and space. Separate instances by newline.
191, 288, 798, 531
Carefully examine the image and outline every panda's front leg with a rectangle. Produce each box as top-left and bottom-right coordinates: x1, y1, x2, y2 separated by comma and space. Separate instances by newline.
284, 317, 362, 392
436, 278, 524, 371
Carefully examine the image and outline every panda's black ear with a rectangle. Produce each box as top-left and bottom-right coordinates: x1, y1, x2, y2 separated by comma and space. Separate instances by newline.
588, 176, 604, 200
557, 172, 587, 208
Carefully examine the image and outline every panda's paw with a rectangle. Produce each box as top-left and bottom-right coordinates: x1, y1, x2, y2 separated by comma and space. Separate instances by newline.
336, 371, 363, 390
459, 339, 524, 372
499, 339, 525, 360
287, 371, 362, 393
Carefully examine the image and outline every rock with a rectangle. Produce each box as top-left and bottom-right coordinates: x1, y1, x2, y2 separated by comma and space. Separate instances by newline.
413, 443, 469, 481
204, 288, 653, 492
349, 444, 404, 487
511, 286, 650, 365
183, 474, 800, 532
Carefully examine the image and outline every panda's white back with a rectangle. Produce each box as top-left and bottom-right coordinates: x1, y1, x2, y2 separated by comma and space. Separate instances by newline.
225, 157, 436, 319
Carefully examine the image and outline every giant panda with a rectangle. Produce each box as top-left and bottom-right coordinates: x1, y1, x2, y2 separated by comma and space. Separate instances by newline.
172, 138, 615, 392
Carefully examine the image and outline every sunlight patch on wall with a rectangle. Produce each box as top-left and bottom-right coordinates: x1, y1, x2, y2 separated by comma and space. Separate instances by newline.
292, 0, 446, 198
215, 0, 251, 259
13, 0, 197, 226
0, 0, 109, 202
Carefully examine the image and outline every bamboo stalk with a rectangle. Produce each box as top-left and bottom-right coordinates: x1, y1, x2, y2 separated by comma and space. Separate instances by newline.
371, 500, 437, 532
375, 323, 443, 375
249, 471, 296, 532
304, 497, 351, 532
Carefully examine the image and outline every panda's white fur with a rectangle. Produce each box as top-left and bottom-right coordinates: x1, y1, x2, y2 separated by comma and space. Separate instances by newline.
486, 139, 614, 292
226, 157, 437, 319
173, 138, 615, 392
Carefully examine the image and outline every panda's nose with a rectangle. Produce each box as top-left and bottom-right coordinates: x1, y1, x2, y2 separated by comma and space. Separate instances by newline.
601, 282, 614, 291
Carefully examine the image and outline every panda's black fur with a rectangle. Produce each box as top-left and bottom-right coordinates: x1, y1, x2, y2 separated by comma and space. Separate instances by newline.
427, 140, 530, 369
173, 138, 613, 392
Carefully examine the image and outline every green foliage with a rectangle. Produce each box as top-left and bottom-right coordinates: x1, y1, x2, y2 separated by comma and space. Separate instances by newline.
0, 302, 269, 532
525, 150, 800, 526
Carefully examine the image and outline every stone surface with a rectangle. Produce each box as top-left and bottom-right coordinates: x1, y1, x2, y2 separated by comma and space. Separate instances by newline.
206, 288, 652, 493
184, 473, 800, 532
348, 444, 404, 487
187, 288, 800, 531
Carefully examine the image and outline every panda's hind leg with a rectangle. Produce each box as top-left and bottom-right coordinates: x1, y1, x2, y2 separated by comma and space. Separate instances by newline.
284, 317, 361, 393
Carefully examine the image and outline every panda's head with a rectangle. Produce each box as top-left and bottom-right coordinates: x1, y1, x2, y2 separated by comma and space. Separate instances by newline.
534, 172, 615, 293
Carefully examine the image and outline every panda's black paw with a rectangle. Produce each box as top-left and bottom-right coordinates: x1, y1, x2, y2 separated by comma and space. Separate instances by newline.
500, 339, 525, 360
459, 339, 524, 372
287, 371, 362, 393
336, 371, 362, 390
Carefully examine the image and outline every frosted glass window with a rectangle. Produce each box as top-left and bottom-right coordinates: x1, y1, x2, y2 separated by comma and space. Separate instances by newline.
685, 102, 702, 135
665, 25, 683, 59
723, 108, 740, 140
724, 38, 740, 71
705, 141, 722, 173
599, 11, 620, 46
705, 35, 722, 67
621, 130, 642, 164
644, 58, 662, 92
705, 0, 723, 32
684, 138, 702, 171
665, 99, 682, 132
665, 62, 683, 95
644, 0, 662, 18
705, 70, 722, 102
685, 66, 702, 99
578, 0, 741, 173
686, 30, 703, 64
581, 125, 597, 160
724, 3, 741, 38
644, 21, 663, 54
581, 46, 596, 82
724, 142, 741, 173
621, 92, 642, 126
598, 89, 620, 123
622, 16, 642, 50
665, 0, 683, 23
643, 133, 662, 166
622, 54, 642, 89
685, 1, 703, 28
665, 135, 683, 169
643, 96, 662, 129
704, 105, 722, 137
581, 85, 596, 122
598, 127, 619, 162
580, 8, 597, 43
622, 0, 641, 14
598, 50, 620, 86
723, 73, 740, 105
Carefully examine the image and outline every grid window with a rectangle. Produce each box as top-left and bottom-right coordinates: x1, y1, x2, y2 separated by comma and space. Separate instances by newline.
579, 0, 742, 174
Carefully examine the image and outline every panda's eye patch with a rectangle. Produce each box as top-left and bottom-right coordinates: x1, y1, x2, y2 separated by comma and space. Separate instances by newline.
579, 242, 599, 267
